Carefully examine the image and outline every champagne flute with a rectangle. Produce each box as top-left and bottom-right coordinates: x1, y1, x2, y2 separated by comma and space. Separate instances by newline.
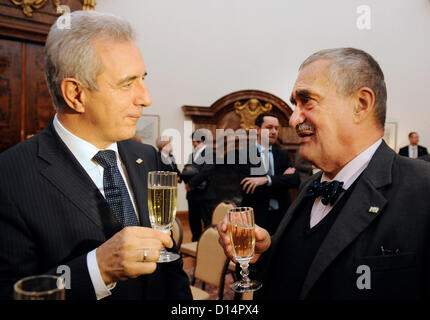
228, 207, 262, 293
148, 171, 180, 263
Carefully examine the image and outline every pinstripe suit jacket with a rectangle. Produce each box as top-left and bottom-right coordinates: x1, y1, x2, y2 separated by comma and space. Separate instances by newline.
0, 122, 192, 300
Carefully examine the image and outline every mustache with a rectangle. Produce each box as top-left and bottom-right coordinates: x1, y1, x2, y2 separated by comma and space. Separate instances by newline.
295, 122, 315, 134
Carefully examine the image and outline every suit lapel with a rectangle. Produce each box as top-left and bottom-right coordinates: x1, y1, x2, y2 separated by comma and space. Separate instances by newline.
271, 145, 279, 174
259, 173, 321, 280
193, 148, 206, 168
299, 141, 394, 299
38, 123, 121, 238
118, 141, 152, 228
249, 143, 268, 175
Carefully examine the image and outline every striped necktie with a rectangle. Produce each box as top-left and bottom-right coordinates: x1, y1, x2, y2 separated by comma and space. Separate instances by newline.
93, 150, 139, 227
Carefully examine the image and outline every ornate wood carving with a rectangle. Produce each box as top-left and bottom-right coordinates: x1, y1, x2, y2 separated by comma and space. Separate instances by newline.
234, 98, 273, 130
0, 38, 22, 151
25, 42, 55, 138
82, 0, 95, 11
0, 0, 92, 152
0, 0, 90, 43
9, 0, 60, 17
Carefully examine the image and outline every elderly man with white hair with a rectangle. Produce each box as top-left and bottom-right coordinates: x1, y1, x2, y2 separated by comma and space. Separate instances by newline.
218, 48, 430, 300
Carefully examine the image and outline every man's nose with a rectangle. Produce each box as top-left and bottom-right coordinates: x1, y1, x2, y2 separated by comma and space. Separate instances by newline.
136, 79, 152, 107
289, 106, 305, 128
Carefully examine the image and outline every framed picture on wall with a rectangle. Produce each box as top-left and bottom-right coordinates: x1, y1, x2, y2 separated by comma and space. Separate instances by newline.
383, 121, 397, 151
135, 114, 160, 148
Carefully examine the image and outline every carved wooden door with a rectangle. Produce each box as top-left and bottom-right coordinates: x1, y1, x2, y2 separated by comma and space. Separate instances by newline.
0, 0, 88, 153
0, 37, 54, 152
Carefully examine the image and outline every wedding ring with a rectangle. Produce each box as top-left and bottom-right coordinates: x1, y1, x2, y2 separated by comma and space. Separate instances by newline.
142, 249, 148, 262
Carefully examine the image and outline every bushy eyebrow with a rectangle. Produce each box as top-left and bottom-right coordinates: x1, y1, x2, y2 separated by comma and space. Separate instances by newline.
289, 95, 296, 106
116, 72, 148, 86
290, 89, 315, 106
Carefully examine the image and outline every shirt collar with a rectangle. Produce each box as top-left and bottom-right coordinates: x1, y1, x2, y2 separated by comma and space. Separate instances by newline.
53, 114, 119, 170
161, 151, 170, 158
321, 138, 382, 190
256, 141, 272, 152
194, 144, 206, 158
161, 151, 174, 161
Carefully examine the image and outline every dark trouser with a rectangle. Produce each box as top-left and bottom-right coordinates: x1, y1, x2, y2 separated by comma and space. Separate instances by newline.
187, 198, 216, 241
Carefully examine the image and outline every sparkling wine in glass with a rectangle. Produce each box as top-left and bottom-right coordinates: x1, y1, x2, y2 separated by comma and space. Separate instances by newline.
148, 171, 180, 263
229, 207, 262, 293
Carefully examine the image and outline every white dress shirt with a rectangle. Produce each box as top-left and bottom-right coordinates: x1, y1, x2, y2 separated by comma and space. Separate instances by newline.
160, 151, 172, 165
193, 144, 207, 162
256, 142, 274, 186
309, 139, 382, 228
408, 145, 418, 158
53, 115, 139, 300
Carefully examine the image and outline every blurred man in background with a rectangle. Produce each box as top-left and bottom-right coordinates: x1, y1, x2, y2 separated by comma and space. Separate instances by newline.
238, 112, 300, 235
399, 132, 428, 158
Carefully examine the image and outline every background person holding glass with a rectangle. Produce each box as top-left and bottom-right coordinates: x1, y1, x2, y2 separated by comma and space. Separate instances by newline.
0, 11, 191, 300
218, 48, 430, 300
155, 136, 181, 178
182, 132, 217, 242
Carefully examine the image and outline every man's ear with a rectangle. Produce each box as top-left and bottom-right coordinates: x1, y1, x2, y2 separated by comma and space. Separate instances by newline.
61, 78, 86, 113
352, 87, 376, 123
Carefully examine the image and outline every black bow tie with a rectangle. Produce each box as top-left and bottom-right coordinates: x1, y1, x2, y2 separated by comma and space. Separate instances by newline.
305, 179, 344, 205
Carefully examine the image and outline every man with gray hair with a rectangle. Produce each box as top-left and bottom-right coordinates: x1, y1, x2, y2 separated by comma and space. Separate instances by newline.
0, 11, 191, 300
217, 47, 430, 299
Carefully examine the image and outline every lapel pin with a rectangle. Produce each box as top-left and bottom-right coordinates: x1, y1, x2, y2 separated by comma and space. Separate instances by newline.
136, 158, 143, 164
368, 206, 379, 214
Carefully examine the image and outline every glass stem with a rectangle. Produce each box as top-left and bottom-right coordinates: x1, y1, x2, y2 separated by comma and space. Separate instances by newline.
160, 245, 167, 257
159, 229, 169, 258
240, 262, 250, 284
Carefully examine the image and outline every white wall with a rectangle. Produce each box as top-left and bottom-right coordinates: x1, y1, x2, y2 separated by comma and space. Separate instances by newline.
97, 0, 430, 211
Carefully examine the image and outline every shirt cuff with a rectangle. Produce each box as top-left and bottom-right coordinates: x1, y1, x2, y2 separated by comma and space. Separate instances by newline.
87, 249, 117, 300
266, 175, 272, 186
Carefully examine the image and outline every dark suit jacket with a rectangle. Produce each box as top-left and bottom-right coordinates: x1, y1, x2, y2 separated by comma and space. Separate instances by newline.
255, 141, 430, 299
419, 154, 430, 163
399, 145, 428, 158
238, 144, 300, 229
0, 122, 192, 300
183, 147, 216, 201
295, 148, 313, 187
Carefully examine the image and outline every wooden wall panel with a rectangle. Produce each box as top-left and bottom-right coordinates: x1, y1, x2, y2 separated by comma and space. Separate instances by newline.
0, 0, 92, 152
0, 38, 22, 151
0, 0, 84, 43
25, 42, 55, 138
